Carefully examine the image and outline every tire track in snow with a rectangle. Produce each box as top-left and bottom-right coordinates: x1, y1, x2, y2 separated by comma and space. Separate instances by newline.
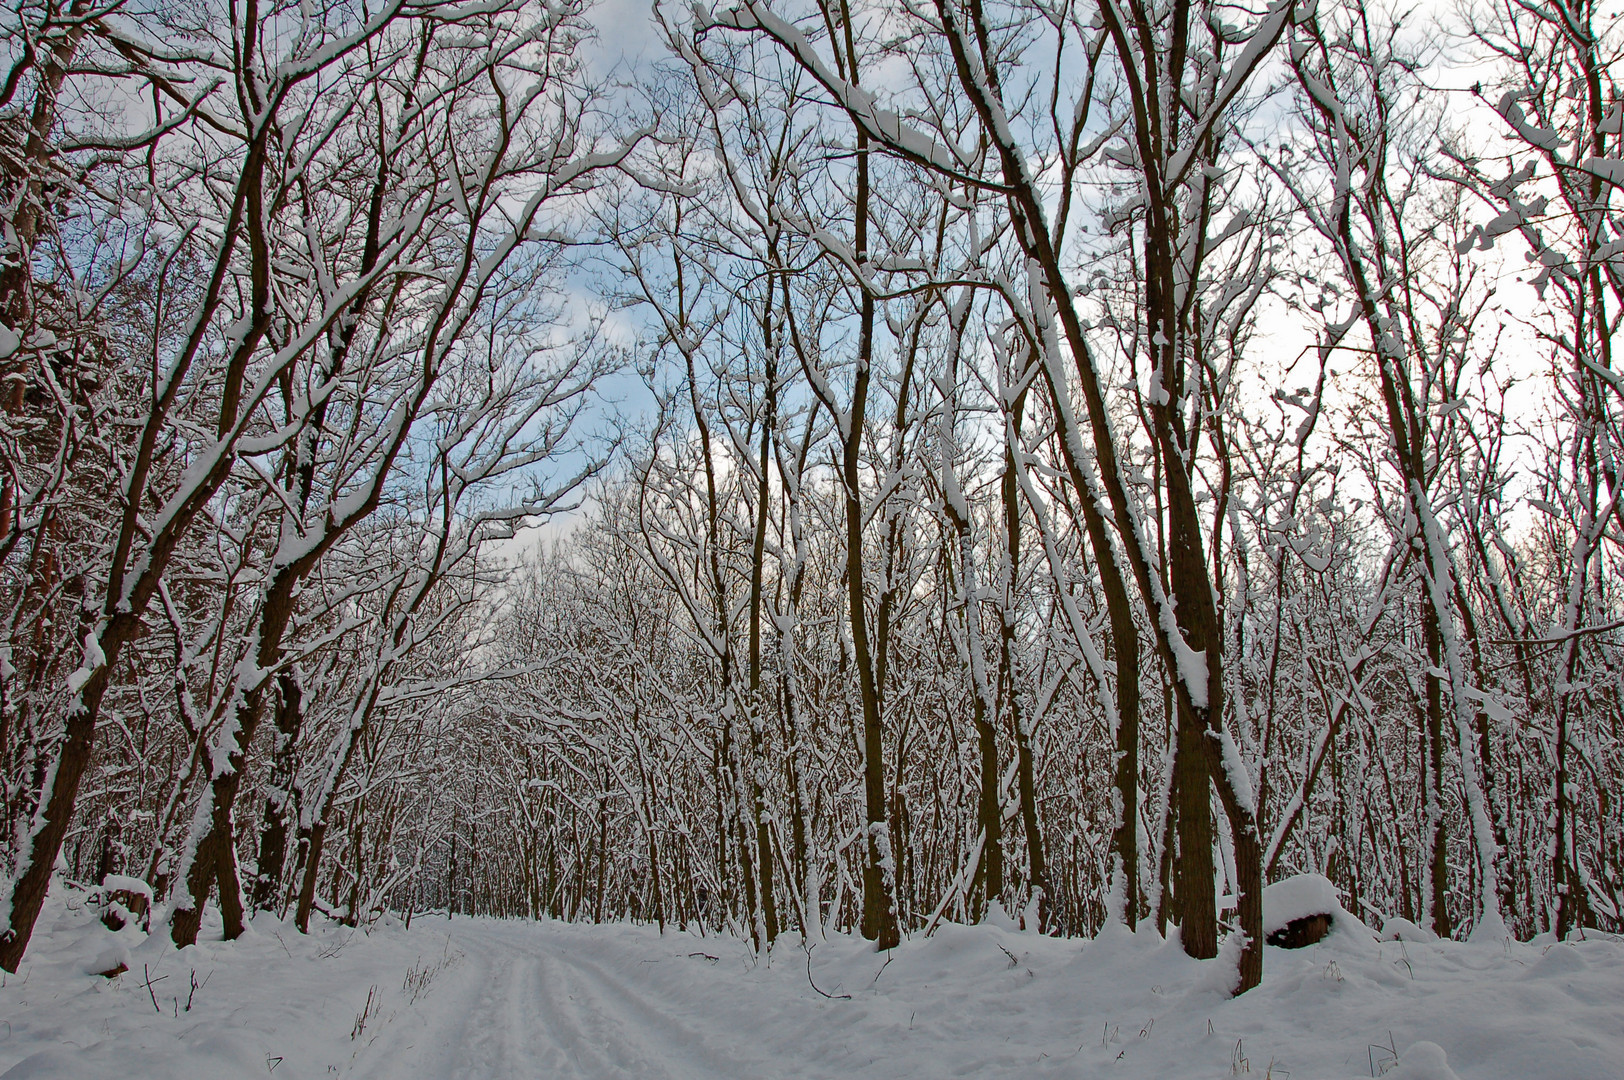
532, 938, 761, 1078
346, 920, 761, 1079
448, 937, 535, 1076
342, 929, 499, 1079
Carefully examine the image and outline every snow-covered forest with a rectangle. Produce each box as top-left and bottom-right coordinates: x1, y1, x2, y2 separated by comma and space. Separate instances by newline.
4, 0, 1624, 1044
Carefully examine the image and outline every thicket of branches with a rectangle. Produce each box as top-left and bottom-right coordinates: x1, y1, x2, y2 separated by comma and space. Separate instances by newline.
3, 0, 1623, 996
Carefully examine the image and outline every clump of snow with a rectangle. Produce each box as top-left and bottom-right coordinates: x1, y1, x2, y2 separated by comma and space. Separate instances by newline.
82, 945, 129, 977
982, 900, 1020, 932
1524, 941, 1587, 979
1381, 916, 1439, 943
1263, 872, 1375, 942
1191, 925, 1252, 997
1467, 908, 1511, 946
1019, 891, 1044, 932
1388, 1040, 1461, 1080
97, 874, 154, 900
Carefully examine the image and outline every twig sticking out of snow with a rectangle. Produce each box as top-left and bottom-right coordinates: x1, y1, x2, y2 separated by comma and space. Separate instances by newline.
802, 944, 850, 1000
141, 964, 167, 1014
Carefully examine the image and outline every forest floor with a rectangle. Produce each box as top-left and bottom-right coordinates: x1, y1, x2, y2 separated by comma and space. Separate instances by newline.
1, 884, 1620, 1079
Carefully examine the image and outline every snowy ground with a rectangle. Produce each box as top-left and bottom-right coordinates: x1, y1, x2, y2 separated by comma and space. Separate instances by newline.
2, 886, 1620, 1079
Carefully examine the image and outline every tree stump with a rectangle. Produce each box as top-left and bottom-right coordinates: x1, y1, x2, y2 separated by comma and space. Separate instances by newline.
97, 875, 152, 932
1266, 912, 1331, 949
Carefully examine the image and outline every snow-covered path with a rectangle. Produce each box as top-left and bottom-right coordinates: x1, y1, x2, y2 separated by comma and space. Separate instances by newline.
348, 920, 760, 1079
4, 887, 1623, 1079
348, 914, 1624, 1080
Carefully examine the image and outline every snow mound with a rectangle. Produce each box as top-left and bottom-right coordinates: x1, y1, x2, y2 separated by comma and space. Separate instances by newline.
1380, 916, 1439, 943
982, 900, 1020, 932
1525, 942, 1587, 979
1387, 1041, 1461, 1080
1262, 873, 1375, 944
3, 1049, 84, 1080
81, 945, 129, 977
1191, 926, 1253, 997
98, 874, 154, 900
1263, 873, 1338, 934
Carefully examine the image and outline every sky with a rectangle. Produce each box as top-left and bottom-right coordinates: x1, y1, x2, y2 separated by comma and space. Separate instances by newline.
494, 0, 1568, 566
586, 0, 666, 75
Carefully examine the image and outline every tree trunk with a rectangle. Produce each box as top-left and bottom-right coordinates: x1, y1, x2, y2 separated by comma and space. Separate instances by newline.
251, 671, 305, 911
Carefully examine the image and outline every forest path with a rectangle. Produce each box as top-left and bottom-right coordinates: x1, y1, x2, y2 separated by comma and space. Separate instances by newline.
5, 906, 1620, 1079
335, 914, 1624, 1080
346, 918, 762, 1080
